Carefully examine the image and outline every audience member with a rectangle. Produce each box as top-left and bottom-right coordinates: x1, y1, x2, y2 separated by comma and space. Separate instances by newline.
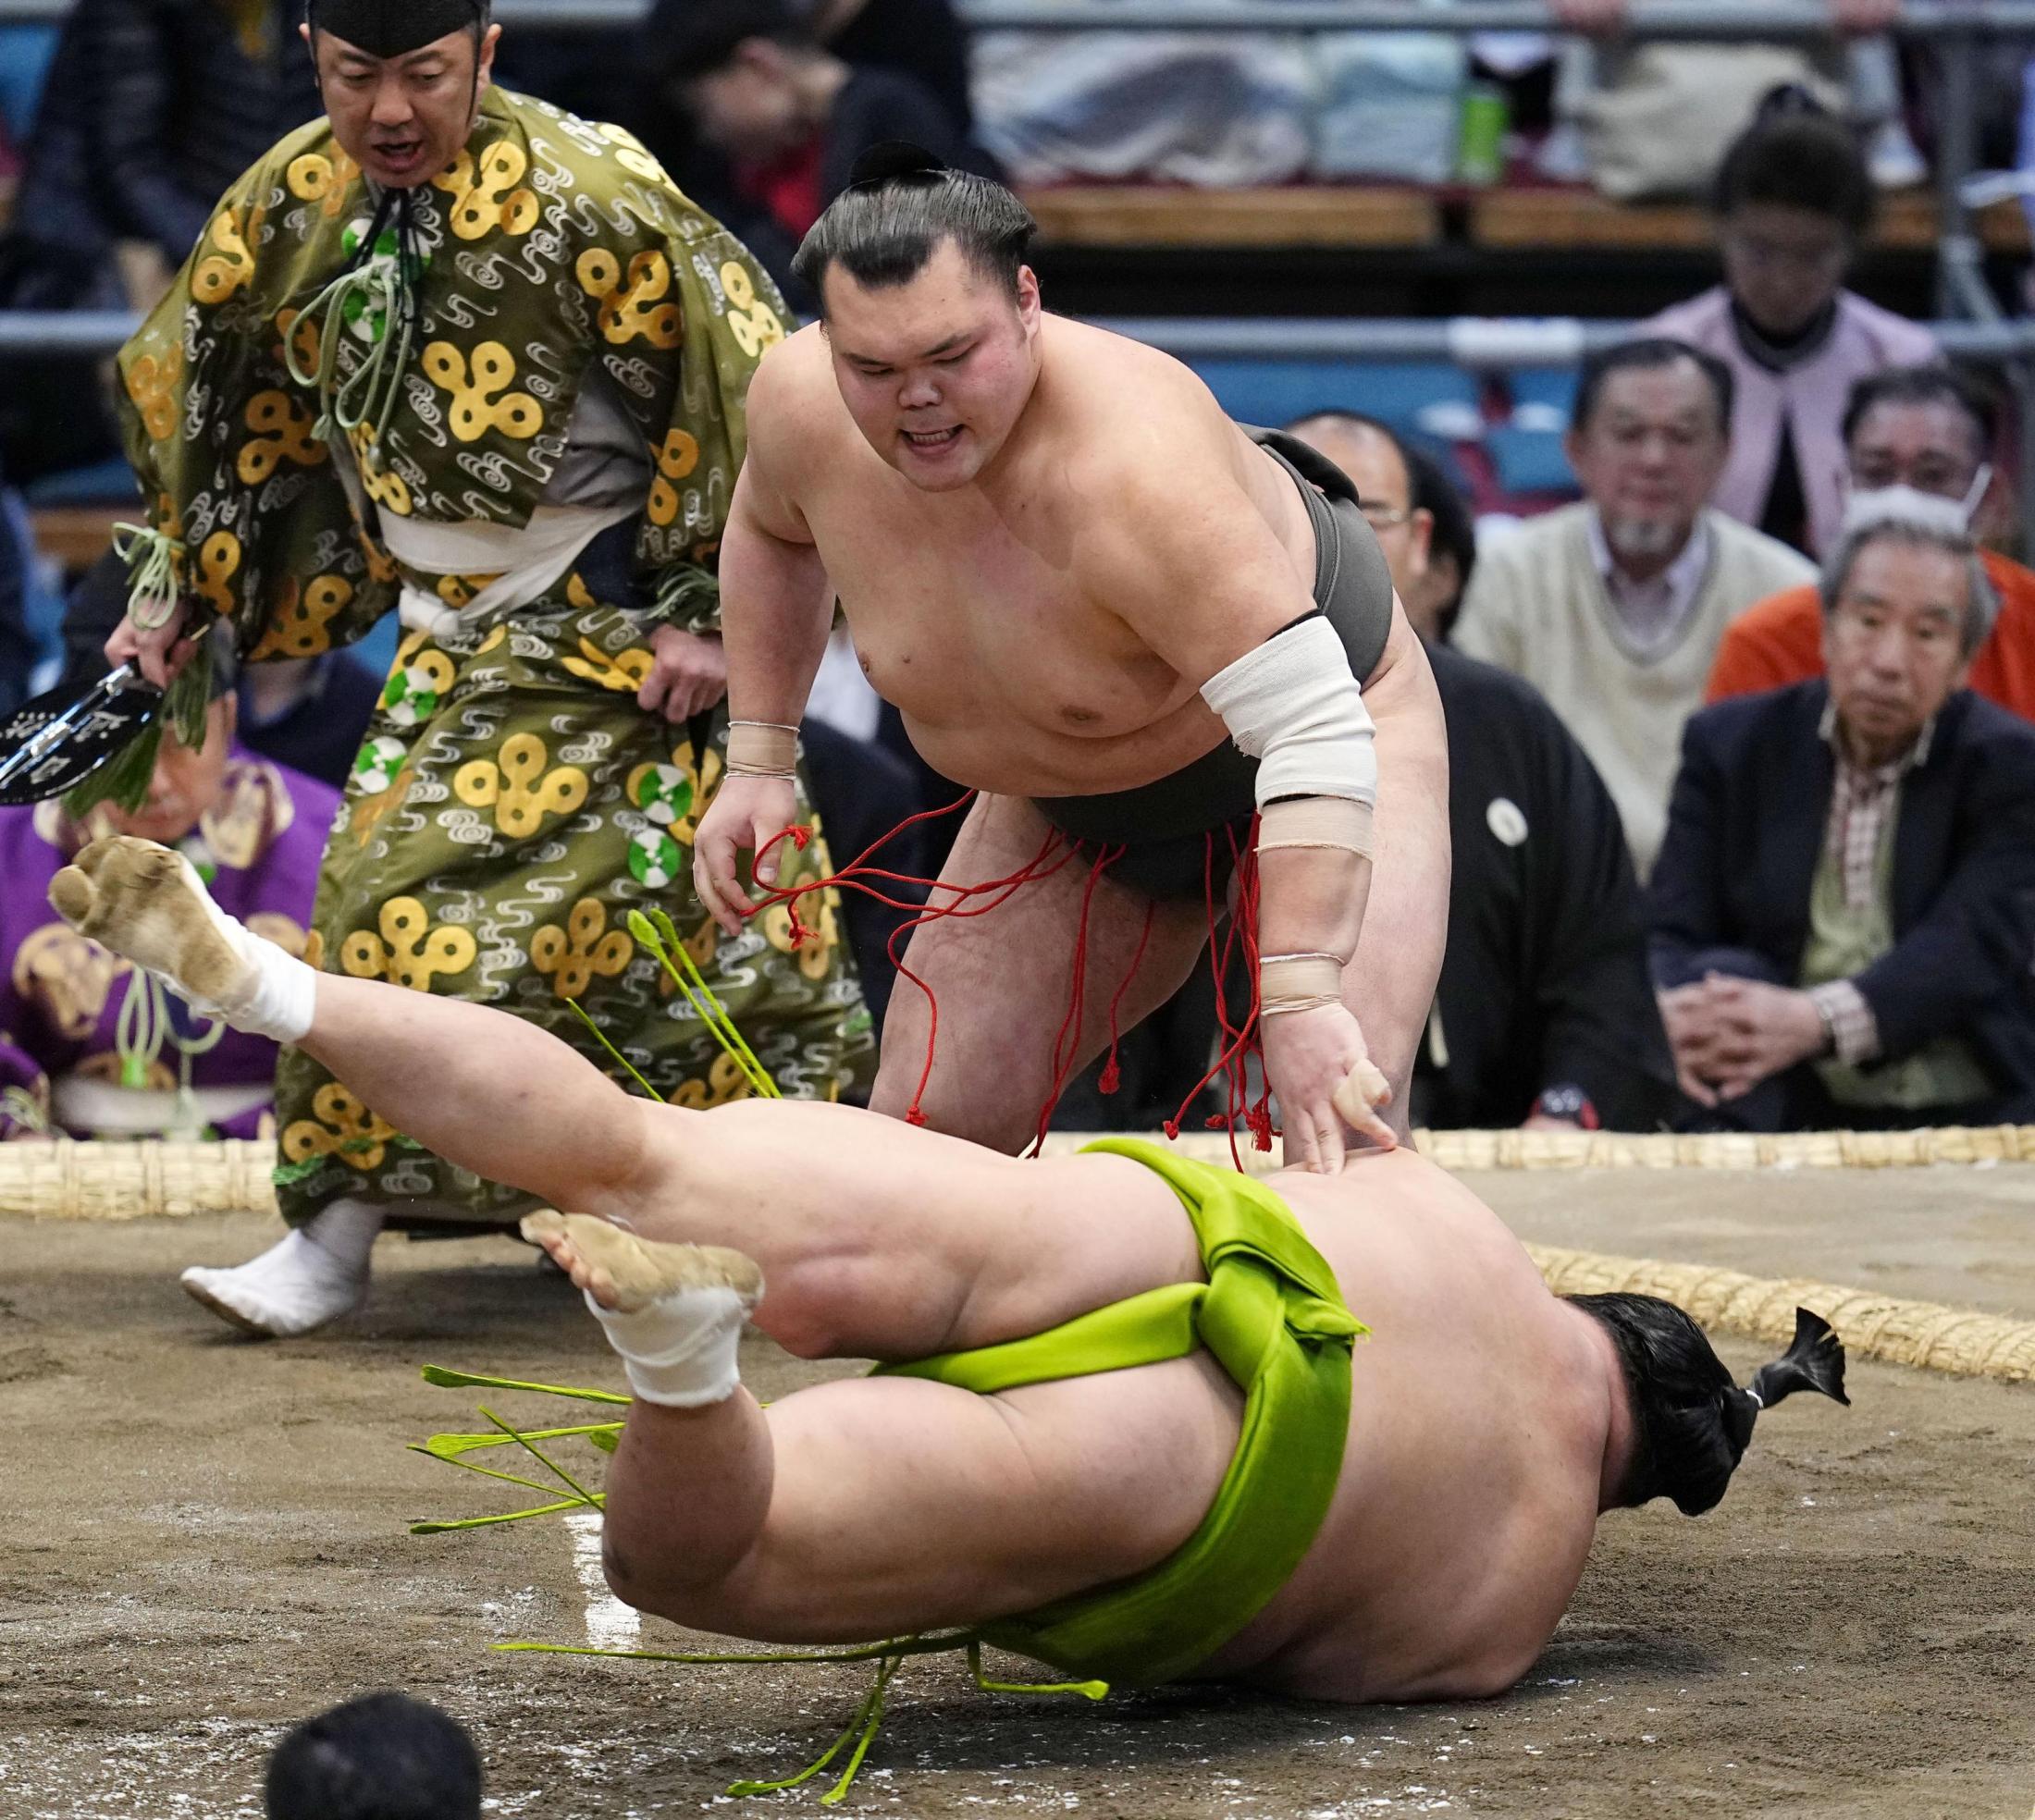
0, 0, 321, 479
0, 656, 337, 1141
1453, 338, 1816, 875
808, 0, 976, 133
1643, 90, 1939, 557
1650, 498, 2035, 1131
62, 549, 380, 792
265, 1691, 481, 1820
641, 0, 986, 308
1708, 366, 2035, 722
1289, 412, 1675, 1133
1400, 442, 1477, 644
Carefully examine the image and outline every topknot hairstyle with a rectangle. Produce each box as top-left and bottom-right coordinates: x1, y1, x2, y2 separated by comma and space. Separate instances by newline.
793, 143, 1037, 310
1575, 1295, 1848, 1518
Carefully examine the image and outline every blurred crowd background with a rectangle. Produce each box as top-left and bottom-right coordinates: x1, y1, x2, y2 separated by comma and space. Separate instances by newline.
5, 0, 2035, 1147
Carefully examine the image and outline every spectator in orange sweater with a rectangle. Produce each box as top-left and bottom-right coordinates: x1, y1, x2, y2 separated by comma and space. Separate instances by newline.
1707, 367, 2035, 722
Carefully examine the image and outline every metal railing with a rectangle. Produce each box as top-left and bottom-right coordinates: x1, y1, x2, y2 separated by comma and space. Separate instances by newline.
0, 1, 2029, 308
12, 309, 2035, 525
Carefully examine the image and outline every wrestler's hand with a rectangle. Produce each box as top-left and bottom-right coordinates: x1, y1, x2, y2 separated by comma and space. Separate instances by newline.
693, 773, 801, 934
1263, 1001, 1396, 1174
105, 599, 198, 690
639, 627, 729, 722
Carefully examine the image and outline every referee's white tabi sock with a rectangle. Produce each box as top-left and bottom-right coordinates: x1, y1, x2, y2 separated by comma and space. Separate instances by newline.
48, 835, 317, 1042
180, 1202, 382, 1339
522, 1211, 764, 1408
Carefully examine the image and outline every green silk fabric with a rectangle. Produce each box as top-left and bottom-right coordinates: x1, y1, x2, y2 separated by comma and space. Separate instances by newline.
877, 1137, 1366, 1687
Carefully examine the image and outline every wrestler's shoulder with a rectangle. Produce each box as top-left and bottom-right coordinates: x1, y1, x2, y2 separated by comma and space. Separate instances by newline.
1039, 318, 1238, 483
747, 328, 852, 459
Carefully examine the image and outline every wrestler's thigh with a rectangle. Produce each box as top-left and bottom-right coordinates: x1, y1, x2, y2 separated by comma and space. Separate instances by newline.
705, 1359, 1240, 1645
627, 1098, 1204, 1358
871, 793, 1208, 1151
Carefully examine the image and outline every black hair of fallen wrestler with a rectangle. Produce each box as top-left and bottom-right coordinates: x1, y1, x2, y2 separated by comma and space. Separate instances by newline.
265, 1691, 482, 1820
792, 145, 1037, 313
1572, 1294, 1848, 1517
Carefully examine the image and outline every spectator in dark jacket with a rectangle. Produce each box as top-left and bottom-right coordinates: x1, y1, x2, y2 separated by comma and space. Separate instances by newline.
1651, 496, 2035, 1130
1290, 412, 1675, 1132
0, 0, 321, 479
640, 0, 991, 311
0, 493, 33, 719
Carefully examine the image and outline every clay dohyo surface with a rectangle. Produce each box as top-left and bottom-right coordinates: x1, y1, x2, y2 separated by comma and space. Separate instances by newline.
2, 1166, 2031, 1819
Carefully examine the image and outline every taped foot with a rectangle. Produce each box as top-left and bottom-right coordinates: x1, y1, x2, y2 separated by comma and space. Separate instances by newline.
180, 1229, 371, 1339
50, 835, 315, 1041
523, 1211, 762, 1407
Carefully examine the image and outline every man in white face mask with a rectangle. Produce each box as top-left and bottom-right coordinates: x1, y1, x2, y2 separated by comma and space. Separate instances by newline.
1707, 364, 2035, 726
1452, 338, 1817, 877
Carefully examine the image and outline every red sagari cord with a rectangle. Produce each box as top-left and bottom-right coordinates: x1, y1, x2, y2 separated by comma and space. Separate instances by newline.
743, 800, 1269, 1151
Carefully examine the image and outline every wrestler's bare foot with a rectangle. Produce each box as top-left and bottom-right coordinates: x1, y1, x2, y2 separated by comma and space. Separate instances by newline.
522, 1211, 762, 1314
524, 1211, 763, 1408
50, 835, 251, 1007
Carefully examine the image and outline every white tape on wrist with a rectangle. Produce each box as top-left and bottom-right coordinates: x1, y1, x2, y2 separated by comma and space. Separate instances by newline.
1200, 616, 1377, 811
587, 1283, 752, 1408
726, 719, 799, 779
1259, 951, 1344, 1017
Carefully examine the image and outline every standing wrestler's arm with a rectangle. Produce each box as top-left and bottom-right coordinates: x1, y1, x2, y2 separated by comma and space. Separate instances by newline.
695, 350, 838, 928
1082, 443, 1414, 1170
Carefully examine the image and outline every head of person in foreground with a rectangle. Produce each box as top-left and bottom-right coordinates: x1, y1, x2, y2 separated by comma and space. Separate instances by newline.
265, 1690, 481, 1820
1578, 1297, 1849, 1516
792, 144, 1042, 492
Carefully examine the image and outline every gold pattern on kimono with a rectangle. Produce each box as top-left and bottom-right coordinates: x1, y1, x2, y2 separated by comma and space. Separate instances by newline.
13, 923, 125, 1039
340, 897, 478, 990
435, 572, 503, 609
124, 349, 180, 442
191, 531, 243, 620
647, 428, 699, 529
596, 121, 668, 184
349, 768, 412, 843
561, 636, 653, 694
764, 890, 842, 983
286, 148, 361, 217
720, 260, 785, 359
200, 757, 296, 867
276, 306, 320, 378
452, 732, 590, 836
302, 929, 327, 972
246, 573, 352, 660
575, 248, 684, 349
435, 141, 541, 241
192, 206, 257, 305
565, 573, 597, 611
282, 1082, 399, 1173
77, 1051, 176, 1091
671, 1050, 757, 1111
653, 912, 721, 1000
360, 524, 400, 584
237, 389, 328, 485
349, 424, 413, 515
422, 342, 543, 443
531, 898, 635, 1001
246, 913, 309, 959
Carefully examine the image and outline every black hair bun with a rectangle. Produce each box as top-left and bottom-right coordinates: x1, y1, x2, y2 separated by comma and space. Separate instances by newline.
848, 141, 951, 190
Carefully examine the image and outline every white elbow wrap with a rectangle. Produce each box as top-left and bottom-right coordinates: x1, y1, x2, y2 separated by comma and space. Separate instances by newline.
1200, 616, 1377, 813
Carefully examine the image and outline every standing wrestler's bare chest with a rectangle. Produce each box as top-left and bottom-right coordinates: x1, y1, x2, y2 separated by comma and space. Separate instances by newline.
802, 469, 1200, 777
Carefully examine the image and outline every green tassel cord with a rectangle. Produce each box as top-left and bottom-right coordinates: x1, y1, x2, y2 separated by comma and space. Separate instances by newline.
410, 1371, 1109, 1802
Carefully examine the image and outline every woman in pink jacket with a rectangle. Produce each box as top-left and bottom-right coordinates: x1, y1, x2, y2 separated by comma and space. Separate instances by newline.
1644, 90, 1939, 559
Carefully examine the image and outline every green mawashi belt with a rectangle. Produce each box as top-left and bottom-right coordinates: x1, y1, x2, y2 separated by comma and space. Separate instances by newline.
411, 1138, 1364, 1802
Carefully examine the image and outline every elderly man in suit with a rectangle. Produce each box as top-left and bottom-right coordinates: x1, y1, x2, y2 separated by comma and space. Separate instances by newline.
1650, 493, 2035, 1131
